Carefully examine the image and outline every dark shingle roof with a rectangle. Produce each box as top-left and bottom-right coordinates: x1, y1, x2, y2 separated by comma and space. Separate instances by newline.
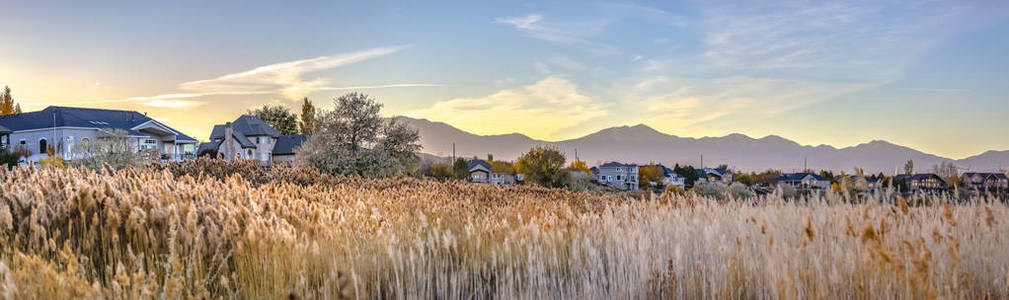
657, 164, 682, 178
468, 159, 492, 172
0, 125, 10, 134
232, 130, 256, 148
219, 115, 280, 138
196, 140, 222, 156
599, 162, 637, 168
273, 134, 308, 155
780, 173, 827, 181
0, 106, 196, 141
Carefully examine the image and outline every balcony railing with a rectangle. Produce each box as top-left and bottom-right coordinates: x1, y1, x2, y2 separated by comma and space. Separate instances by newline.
161, 153, 196, 162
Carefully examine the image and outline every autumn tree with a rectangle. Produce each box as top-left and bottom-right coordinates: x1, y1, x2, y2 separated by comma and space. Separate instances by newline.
0, 86, 20, 115
298, 93, 421, 177
638, 164, 665, 186
299, 97, 316, 134
249, 104, 299, 135
568, 160, 591, 175
516, 146, 567, 188
426, 163, 455, 181
904, 159, 914, 175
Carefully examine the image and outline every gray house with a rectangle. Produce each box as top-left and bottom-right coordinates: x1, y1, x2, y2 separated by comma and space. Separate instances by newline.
467, 159, 516, 184
596, 162, 639, 191
197, 115, 307, 164
779, 173, 832, 190
0, 106, 198, 162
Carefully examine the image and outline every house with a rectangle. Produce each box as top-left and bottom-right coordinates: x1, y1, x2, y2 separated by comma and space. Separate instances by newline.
0, 106, 198, 162
467, 159, 516, 184
779, 173, 831, 190
835, 175, 878, 190
198, 115, 308, 163
959, 172, 1009, 192
657, 164, 685, 187
596, 162, 639, 191
894, 173, 949, 194
697, 168, 733, 184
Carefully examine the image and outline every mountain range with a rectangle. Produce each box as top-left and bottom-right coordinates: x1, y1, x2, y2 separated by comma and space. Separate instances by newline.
396, 117, 1009, 174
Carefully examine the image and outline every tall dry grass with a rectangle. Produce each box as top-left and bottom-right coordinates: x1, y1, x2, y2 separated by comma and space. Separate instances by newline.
1, 165, 1007, 299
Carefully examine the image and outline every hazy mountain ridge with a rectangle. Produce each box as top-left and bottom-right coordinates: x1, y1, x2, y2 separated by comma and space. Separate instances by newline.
395, 117, 1009, 173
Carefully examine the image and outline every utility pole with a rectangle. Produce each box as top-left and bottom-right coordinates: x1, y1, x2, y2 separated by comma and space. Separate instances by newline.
804, 157, 808, 171
700, 154, 704, 168
452, 142, 456, 162
574, 148, 579, 162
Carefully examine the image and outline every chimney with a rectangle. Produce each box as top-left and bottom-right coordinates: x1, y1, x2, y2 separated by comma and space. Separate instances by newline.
224, 123, 235, 161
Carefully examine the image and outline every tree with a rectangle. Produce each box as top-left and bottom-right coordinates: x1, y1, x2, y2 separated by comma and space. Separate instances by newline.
0, 86, 19, 116
734, 173, 755, 186
299, 97, 316, 134
568, 160, 591, 175
453, 157, 469, 179
71, 129, 157, 170
426, 163, 455, 181
904, 159, 914, 175
249, 104, 299, 135
674, 164, 700, 187
638, 164, 664, 186
515, 146, 567, 188
490, 160, 514, 173
487, 153, 494, 162
934, 161, 959, 187
298, 93, 422, 177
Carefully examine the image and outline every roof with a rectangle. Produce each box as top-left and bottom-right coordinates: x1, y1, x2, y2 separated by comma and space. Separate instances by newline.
0, 106, 196, 142
273, 134, 309, 155
210, 115, 280, 139
468, 159, 492, 172
780, 173, 827, 181
962, 172, 1008, 180
599, 162, 638, 168
657, 164, 682, 178
0, 125, 9, 134
232, 130, 256, 148
698, 168, 727, 178
895, 173, 945, 181
196, 140, 222, 156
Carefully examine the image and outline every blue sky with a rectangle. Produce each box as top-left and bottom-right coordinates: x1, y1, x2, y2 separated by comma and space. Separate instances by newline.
0, 0, 1007, 158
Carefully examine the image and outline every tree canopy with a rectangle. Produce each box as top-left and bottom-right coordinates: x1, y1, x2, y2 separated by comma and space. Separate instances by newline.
299, 97, 316, 134
249, 104, 299, 135
516, 146, 567, 188
638, 164, 665, 186
1, 86, 22, 115
298, 93, 421, 177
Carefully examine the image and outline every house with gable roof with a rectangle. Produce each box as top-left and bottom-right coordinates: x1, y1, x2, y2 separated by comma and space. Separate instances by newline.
197, 115, 308, 164
0, 106, 198, 162
596, 162, 639, 191
959, 172, 1009, 193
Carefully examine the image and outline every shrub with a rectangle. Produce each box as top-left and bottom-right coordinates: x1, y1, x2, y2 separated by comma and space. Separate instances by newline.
0, 151, 18, 169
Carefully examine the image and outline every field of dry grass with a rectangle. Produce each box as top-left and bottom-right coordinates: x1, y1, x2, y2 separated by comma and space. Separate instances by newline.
1, 164, 1008, 299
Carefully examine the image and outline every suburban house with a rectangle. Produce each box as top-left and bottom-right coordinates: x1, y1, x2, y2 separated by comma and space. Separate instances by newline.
197, 115, 307, 164
894, 173, 949, 193
697, 168, 733, 184
0, 106, 198, 162
467, 159, 516, 184
779, 173, 832, 190
596, 162, 639, 191
836, 174, 878, 190
658, 164, 685, 187
959, 172, 1009, 192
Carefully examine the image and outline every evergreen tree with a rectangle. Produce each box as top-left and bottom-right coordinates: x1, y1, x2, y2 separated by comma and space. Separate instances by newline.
300, 97, 316, 134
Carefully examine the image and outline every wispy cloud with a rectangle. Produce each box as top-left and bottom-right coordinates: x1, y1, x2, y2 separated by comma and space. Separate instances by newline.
180, 45, 413, 99
635, 76, 865, 131
494, 14, 619, 55
699, 1, 981, 79
143, 99, 202, 108
408, 77, 607, 140
901, 87, 970, 93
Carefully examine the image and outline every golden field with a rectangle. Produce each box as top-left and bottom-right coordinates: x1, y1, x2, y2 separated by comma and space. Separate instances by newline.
1, 163, 1007, 299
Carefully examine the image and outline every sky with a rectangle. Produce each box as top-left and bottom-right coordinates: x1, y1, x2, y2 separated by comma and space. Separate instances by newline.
1, 1, 1007, 159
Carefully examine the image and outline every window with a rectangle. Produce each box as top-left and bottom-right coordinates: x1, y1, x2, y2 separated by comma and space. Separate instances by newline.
19, 139, 25, 145
39, 138, 47, 154
139, 138, 157, 151
616, 175, 622, 181
247, 149, 253, 157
